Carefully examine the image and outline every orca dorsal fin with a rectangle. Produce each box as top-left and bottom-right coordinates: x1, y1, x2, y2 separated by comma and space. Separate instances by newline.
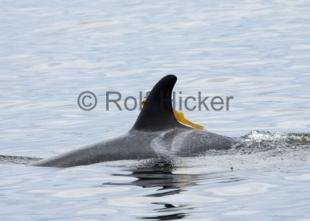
132, 75, 185, 131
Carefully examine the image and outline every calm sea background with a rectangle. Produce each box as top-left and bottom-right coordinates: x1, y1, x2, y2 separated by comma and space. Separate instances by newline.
0, 0, 310, 220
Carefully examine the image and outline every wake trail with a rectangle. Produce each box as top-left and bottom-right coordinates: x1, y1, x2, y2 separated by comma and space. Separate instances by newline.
0, 155, 42, 165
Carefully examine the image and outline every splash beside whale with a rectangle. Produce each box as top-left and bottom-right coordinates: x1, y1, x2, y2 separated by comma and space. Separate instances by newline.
34, 75, 235, 167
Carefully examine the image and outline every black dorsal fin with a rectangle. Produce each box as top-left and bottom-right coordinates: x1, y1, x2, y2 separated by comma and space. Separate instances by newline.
132, 75, 184, 131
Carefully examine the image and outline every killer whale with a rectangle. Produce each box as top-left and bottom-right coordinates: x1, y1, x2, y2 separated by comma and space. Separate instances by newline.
34, 75, 235, 167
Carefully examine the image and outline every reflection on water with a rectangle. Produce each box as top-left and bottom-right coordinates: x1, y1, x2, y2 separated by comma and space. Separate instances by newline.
134, 164, 189, 220
104, 160, 194, 220
104, 159, 240, 220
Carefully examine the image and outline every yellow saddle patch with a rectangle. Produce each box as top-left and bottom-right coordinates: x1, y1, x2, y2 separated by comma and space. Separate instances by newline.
173, 110, 204, 130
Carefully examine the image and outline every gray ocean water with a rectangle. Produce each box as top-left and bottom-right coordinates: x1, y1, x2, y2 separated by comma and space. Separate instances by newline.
1, 0, 310, 220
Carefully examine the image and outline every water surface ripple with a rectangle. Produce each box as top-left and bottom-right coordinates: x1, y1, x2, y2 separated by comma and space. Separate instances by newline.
1, 0, 310, 220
